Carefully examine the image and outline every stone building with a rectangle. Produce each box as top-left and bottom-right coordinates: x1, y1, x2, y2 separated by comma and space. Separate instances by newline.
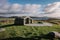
14, 16, 49, 25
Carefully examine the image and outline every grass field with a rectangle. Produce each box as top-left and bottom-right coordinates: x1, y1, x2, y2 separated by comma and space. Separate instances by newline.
0, 25, 60, 39
0, 18, 14, 26
0, 18, 60, 40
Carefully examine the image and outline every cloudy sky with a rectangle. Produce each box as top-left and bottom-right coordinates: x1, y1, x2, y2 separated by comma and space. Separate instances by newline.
0, 0, 60, 17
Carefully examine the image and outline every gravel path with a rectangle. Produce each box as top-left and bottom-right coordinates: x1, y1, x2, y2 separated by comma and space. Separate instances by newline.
25, 22, 53, 26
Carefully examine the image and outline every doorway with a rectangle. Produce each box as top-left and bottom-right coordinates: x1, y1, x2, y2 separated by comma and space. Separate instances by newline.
25, 18, 29, 24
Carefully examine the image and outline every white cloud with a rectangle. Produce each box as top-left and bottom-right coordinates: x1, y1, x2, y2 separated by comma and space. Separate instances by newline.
0, 0, 7, 8
1, 0, 60, 18
10, 3, 23, 12
44, 2, 60, 13
0, 3, 41, 16
0, 0, 9, 13
43, 2, 60, 18
0, 3, 10, 13
22, 4, 41, 14
1, 3, 41, 13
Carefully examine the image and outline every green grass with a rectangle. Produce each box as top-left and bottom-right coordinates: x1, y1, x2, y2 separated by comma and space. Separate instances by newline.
0, 25, 60, 39
0, 18, 15, 26
0, 18, 60, 40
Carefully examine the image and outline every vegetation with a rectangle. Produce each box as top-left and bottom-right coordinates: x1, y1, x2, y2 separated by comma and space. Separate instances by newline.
0, 25, 60, 39
0, 18, 60, 40
0, 18, 14, 26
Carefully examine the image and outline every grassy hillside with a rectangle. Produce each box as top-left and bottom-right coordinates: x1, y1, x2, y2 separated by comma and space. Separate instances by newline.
0, 18, 60, 40
0, 25, 60, 39
0, 18, 14, 26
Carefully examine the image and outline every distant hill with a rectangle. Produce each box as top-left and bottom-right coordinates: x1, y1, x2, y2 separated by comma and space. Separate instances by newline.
0, 16, 8, 18
0, 16, 60, 20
